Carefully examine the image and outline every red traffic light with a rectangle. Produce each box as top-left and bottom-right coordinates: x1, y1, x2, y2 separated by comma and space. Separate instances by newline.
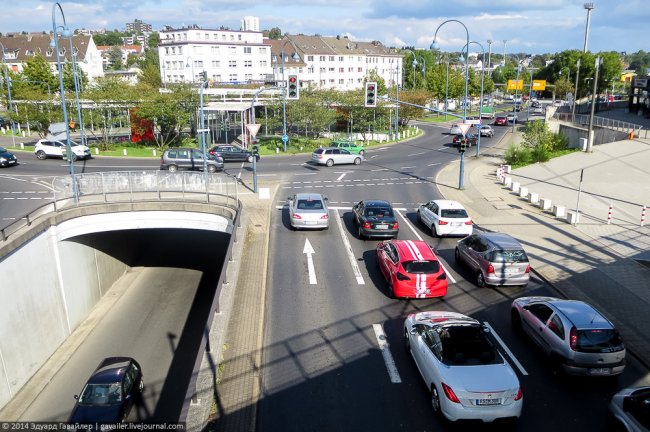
289, 76, 297, 83
368, 85, 375, 91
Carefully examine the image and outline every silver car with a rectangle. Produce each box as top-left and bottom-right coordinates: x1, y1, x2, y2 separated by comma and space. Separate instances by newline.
287, 193, 329, 230
455, 232, 530, 287
609, 387, 650, 431
311, 147, 362, 167
511, 296, 626, 376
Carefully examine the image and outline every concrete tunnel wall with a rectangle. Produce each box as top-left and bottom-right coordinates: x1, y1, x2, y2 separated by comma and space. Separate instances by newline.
0, 209, 233, 411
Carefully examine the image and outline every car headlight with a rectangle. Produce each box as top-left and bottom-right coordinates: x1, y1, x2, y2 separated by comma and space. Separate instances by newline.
0, 157, 6, 162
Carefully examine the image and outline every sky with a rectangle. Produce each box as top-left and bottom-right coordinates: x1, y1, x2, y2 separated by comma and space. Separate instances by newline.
2, 0, 648, 55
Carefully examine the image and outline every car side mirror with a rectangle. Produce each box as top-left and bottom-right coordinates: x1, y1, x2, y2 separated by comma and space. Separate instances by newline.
323, 196, 329, 201
287, 197, 293, 201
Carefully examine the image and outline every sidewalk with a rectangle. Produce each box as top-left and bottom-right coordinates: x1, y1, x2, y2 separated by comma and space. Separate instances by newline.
436, 128, 650, 370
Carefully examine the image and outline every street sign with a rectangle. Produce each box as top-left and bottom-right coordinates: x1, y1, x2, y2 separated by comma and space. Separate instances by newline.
246, 123, 261, 138
465, 119, 481, 125
197, 128, 210, 133
532, 80, 547, 91
507, 80, 524, 90
458, 123, 472, 136
282, 134, 289, 142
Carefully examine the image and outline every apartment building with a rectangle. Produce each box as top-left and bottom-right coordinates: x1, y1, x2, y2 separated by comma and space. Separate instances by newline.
158, 25, 273, 85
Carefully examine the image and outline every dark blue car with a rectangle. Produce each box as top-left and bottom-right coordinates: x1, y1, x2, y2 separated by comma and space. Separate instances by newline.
69, 357, 144, 423
0, 146, 18, 167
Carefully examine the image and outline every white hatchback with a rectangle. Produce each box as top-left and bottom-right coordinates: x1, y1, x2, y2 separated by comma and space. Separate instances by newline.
417, 199, 473, 237
34, 139, 91, 161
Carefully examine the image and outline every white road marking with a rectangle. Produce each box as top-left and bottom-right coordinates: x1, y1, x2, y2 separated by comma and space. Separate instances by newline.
427, 162, 441, 167
395, 209, 456, 284
400, 166, 415, 169
372, 324, 402, 384
483, 322, 529, 376
303, 238, 317, 285
336, 173, 347, 181
334, 210, 365, 285
256, 173, 277, 177
371, 168, 388, 171
295, 173, 317, 176
408, 152, 426, 157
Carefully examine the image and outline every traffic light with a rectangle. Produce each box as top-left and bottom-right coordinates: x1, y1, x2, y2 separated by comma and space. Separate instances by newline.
198, 71, 207, 81
287, 75, 299, 100
365, 81, 377, 107
459, 139, 467, 154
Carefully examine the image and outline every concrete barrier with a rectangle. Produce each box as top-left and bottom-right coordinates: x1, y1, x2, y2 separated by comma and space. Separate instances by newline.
566, 210, 580, 224
528, 192, 539, 204
511, 182, 520, 194
502, 176, 512, 186
553, 205, 566, 218
519, 186, 529, 198
540, 198, 553, 210
504, 165, 512, 173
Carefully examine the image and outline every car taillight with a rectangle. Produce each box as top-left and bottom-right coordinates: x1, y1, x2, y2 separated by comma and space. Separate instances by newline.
392, 222, 399, 229
318, 154, 323, 159
569, 326, 578, 351
465, 220, 473, 225
363, 222, 372, 229
438, 220, 449, 225
514, 387, 523, 401
292, 214, 302, 219
525, 264, 530, 273
320, 214, 329, 220
487, 264, 495, 274
396, 272, 410, 281
441, 383, 460, 403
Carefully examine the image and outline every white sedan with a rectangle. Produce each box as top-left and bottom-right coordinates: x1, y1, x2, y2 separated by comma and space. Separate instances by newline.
404, 311, 523, 423
417, 199, 473, 237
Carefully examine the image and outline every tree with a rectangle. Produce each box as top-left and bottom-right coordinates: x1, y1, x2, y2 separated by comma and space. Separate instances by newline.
108, 46, 124, 70
92, 31, 124, 46
265, 27, 282, 40
285, 89, 338, 138
83, 76, 137, 148
135, 85, 194, 149
137, 48, 161, 89
20, 54, 57, 92
554, 77, 573, 99
147, 32, 160, 49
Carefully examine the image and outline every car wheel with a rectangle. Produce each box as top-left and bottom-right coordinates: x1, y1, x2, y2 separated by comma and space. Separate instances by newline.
247, 155, 253, 163
431, 385, 442, 414
416, 210, 421, 223
326, 159, 334, 167
359, 150, 365, 156
168, 165, 178, 172
404, 328, 410, 351
353, 157, 361, 165
387, 281, 395, 298
431, 224, 438, 238
208, 165, 217, 173
549, 353, 563, 376
36, 150, 47, 160
71, 153, 78, 161
477, 271, 487, 288
454, 248, 461, 262
139, 378, 145, 392
358, 226, 365, 240
511, 309, 522, 332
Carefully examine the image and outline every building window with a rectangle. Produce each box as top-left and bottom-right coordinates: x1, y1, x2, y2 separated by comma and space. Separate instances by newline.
308, 55, 314, 61
320, 80, 326, 85
244, 47, 252, 54
229, 74, 237, 81
320, 67, 326, 73
204, 33, 209, 40
259, 47, 266, 54
260, 60, 268, 67
329, 79, 335, 84
212, 60, 220, 68
229, 60, 237, 68
222, 35, 226, 41
196, 60, 204, 68
358, 67, 363, 72
211, 46, 220, 55
229, 47, 237, 55
328, 67, 335, 72
165, 47, 169, 55
238, 35, 242, 41
214, 74, 222, 81
329, 56, 335, 61
245, 73, 252, 80
348, 67, 353, 72
244, 60, 252, 67
308, 66, 314, 73
230, 35, 234, 41
339, 67, 344, 73
320, 56, 326, 61
339, 79, 344, 84
339, 56, 344, 61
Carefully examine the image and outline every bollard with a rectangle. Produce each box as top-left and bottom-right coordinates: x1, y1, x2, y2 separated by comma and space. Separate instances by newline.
123, 149, 127, 156
539, 198, 552, 211
528, 192, 539, 204
607, 204, 613, 225
510, 182, 520, 194
519, 186, 529, 198
152, 149, 156, 157
642, 206, 646, 227
95, 148, 99, 155
553, 205, 566, 218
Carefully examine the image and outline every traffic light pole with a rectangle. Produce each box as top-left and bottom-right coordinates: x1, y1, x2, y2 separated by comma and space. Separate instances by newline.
459, 150, 465, 190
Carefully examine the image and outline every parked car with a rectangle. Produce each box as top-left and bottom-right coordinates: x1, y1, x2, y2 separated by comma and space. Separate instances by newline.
34, 139, 91, 161
404, 311, 523, 423
330, 139, 365, 155
479, 125, 494, 137
452, 133, 477, 147
494, 117, 508, 126
287, 192, 329, 230
209, 144, 259, 162
352, 200, 399, 239
609, 386, 650, 431
160, 147, 224, 173
0, 146, 18, 167
376, 240, 448, 298
417, 200, 473, 237
511, 296, 626, 376
69, 357, 144, 423
455, 232, 530, 287
311, 147, 362, 167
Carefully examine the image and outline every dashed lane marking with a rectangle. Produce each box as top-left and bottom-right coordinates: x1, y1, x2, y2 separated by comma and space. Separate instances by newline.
483, 322, 529, 376
373, 324, 402, 384
334, 209, 365, 285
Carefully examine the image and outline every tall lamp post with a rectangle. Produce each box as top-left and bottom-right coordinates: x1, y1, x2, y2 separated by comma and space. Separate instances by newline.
461, 41, 486, 156
508, 54, 522, 133
583, 3, 595, 52
486, 39, 493, 75
67, 40, 85, 146
0, 42, 16, 148
586, 56, 601, 152
186, 56, 195, 83
280, 38, 300, 152
52, 2, 77, 200
572, 58, 581, 120
431, 19, 470, 190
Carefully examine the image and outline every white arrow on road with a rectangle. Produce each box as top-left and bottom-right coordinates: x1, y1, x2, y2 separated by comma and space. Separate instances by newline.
303, 238, 317, 285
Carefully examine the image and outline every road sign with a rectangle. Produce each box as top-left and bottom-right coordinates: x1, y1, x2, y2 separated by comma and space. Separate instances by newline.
465, 119, 481, 125
282, 134, 289, 142
532, 80, 547, 91
197, 128, 210, 133
507, 80, 524, 90
458, 123, 472, 136
246, 123, 261, 138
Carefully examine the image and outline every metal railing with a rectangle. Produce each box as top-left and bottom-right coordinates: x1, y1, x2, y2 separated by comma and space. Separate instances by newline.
1, 171, 240, 242
553, 112, 648, 139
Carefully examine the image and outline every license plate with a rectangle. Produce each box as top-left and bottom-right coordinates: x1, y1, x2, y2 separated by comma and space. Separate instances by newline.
476, 398, 501, 406
305, 221, 317, 225
589, 368, 611, 375
9, 160, 16, 164
505, 268, 520, 275
375, 224, 388, 229
451, 222, 462, 227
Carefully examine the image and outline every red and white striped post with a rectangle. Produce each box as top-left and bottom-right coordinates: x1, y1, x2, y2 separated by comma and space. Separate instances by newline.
497, 164, 504, 180
607, 204, 613, 225
641, 206, 646, 227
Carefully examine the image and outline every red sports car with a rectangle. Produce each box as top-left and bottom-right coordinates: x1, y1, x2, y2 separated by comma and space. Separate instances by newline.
376, 239, 448, 299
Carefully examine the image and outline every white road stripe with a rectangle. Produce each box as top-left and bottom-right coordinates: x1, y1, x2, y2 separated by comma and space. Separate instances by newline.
408, 152, 426, 156
295, 173, 317, 176
336, 173, 347, 181
334, 210, 365, 285
395, 209, 456, 284
400, 166, 415, 169
427, 162, 441, 167
483, 322, 529, 376
371, 168, 388, 171
372, 324, 402, 384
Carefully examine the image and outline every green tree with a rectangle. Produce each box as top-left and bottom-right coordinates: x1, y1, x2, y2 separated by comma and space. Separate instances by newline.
108, 46, 124, 70
92, 31, 124, 46
135, 85, 193, 149
147, 32, 160, 49
554, 77, 573, 99
20, 54, 57, 93
265, 27, 282, 40
285, 89, 338, 138
83, 76, 137, 148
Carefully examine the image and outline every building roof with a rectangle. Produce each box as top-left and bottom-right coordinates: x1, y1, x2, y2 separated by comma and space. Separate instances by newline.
0, 33, 93, 63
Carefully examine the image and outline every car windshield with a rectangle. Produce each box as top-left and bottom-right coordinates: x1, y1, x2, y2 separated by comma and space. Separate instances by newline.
439, 325, 500, 366
576, 329, 624, 353
403, 260, 440, 274
0, 147, 6, 152
296, 199, 324, 210
626, 389, 650, 428
440, 209, 468, 218
365, 207, 393, 218
491, 249, 528, 263
78, 383, 122, 405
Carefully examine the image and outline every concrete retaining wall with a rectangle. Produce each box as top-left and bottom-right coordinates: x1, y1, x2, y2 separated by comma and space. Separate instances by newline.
557, 124, 629, 149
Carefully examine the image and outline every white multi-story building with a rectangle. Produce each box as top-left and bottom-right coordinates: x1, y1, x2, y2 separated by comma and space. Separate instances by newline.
269, 35, 403, 91
241, 16, 259, 32
158, 25, 272, 85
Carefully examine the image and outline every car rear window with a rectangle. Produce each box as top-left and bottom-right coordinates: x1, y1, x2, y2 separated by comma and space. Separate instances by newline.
403, 260, 440, 274
297, 199, 324, 210
576, 329, 624, 353
440, 209, 468, 218
313, 148, 324, 154
491, 249, 528, 263
365, 207, 393, 217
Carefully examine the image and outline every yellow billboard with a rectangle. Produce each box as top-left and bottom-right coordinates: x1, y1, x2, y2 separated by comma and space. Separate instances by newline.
532, 80, 547, 91
507, 80, 523, 90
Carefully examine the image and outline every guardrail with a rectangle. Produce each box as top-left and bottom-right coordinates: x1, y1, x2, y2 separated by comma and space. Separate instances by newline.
553, 112, 648, 139
1, 171, 240, 242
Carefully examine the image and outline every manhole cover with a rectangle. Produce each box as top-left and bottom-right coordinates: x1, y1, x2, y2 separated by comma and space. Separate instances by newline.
493, 204, 511, 210
485, 196, 504, 202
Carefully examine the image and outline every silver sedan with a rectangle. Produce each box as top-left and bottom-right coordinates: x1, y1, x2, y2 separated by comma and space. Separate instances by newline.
287, 193, 330, 230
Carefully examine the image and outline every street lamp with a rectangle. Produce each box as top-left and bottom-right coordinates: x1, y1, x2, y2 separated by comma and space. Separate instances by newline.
431, 19, 470, 190
508, 54, 522, 133
486, 39, 493, 74
586, 56, 602, 152
0, 42, 16, 148
461, 41, 486, 157
68, 38, 85, 147
572, 58, 581, 120
186, 56, 195, 83
51, 2, 77, 201
280, 38, 300, 152
583, 3, 595, 53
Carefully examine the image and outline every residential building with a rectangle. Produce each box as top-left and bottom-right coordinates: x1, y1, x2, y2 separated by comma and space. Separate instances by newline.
104, 67, 141, 85
126, 19, 152, 34
241, 16, 259, 32
97, 44, 144, 70
158, 25, 273, 85
0, 33, 104, 82
269, 35, 403, 91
